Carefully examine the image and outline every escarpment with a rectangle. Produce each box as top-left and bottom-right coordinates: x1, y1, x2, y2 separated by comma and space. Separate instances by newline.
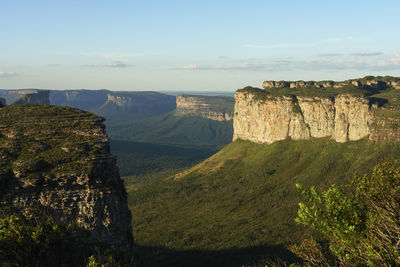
0, 89, 50, 105
234, 76, 400, 144
175, 94, 234, 121
0, 105, 134, 257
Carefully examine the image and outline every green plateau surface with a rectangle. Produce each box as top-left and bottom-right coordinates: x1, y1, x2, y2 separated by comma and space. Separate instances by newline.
127, 138, 400, 266
239, 76, 400, 101
0, 104, 107, 181
107, 111, 233, 149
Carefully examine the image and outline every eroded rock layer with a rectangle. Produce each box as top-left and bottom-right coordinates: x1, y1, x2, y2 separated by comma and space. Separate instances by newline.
233, 90, 399, 144
175, 94, 234, 121
0, 104, 133, 256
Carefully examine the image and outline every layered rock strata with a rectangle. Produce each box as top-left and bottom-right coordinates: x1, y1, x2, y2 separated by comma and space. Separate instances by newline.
233, 91, 379, 144
0, 104, 134, 257
175, 95, 234, 121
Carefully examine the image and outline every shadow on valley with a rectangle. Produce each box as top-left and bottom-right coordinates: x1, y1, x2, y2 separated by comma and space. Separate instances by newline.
134, 244, 297, 267
110, 139, 217, 183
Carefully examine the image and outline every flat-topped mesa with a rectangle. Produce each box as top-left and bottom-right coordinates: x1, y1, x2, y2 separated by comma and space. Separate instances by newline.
0, 105, 134, 260
234, 76, 400, 144
175, 94, 234, 121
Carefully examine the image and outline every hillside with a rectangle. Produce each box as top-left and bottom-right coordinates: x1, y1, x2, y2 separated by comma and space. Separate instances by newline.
128, 138, 400, 266
107, 111, 233, 149
110, 140, 216, 184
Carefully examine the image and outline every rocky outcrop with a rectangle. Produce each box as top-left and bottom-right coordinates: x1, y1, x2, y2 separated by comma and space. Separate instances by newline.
233, 91, 377, 144
175, 95, 234, 121
262, 77, 400, 90
0, 98, 5, 107
0, 105, 133, 259
106, 94, 134, 107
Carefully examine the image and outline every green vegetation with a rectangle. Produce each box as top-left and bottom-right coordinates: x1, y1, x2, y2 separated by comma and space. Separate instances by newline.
107, 111, 233, 149
294, 163, 400, 266
0, 104, 108, 183
238, 76, 400, 102
127, 138, 400, 266
110, 140, 216, 184
0, 214, 128, 267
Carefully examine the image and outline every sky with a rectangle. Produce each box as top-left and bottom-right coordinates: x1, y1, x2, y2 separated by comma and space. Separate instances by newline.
1, 0, 400, 91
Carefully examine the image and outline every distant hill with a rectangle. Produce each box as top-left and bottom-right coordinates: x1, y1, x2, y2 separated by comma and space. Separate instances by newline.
50, 89, 109, 110
95, 91, 176, 121
107, 111, 233, 149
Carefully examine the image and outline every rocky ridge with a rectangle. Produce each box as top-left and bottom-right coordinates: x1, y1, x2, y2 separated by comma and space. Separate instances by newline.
262, 76, 400, 90
234, 77, 400, 144
175, 94, 234, 121
0, 104, 134, 259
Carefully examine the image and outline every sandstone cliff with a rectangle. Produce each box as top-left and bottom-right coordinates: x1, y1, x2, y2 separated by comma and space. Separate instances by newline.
0, 105, 134, 258
234, 77, 400, 144
175, 94, 234, 121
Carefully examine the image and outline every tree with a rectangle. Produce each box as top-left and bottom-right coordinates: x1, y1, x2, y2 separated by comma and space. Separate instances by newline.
293, 163, 400, 266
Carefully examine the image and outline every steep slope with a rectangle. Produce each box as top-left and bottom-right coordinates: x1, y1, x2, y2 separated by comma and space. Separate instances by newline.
234, 76, 400, 144
50, 89, 109, 110
0, 89, 50, 105
128, 76, 400, 266
129, 138, 400, 266
0, 104, 134, 260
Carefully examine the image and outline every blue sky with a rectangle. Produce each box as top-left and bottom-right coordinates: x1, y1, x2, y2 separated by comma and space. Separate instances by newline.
1, 0, 399, 91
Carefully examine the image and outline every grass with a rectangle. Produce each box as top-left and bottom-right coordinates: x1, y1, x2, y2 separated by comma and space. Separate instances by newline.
128, 138, 400, 265
110, 139, 216, 184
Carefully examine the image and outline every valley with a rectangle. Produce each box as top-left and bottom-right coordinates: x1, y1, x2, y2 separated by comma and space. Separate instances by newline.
2, 76, 400, 266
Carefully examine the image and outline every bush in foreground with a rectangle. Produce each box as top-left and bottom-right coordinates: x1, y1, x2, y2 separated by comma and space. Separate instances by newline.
294, 163, 400, 266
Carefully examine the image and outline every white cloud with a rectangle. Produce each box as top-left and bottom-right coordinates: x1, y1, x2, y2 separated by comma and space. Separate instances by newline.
369, 54, 400, 69
101, 61, 129, 68
244, 36, 371, 49
0, 72, 17, 78
351, 52, 383, 57
83, 52, 143, 59
82, 61, 130, 68
182, 64, 198, 69
179, 55, 400, 72
317, 53, 341, 57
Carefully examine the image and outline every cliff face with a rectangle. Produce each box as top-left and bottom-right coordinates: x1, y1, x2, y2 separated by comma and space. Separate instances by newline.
0, 89, 50, 105
0, 105, 133, 256
175, 95, 234, 121
233, 87, 399, 144
50, 90, 109, 111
